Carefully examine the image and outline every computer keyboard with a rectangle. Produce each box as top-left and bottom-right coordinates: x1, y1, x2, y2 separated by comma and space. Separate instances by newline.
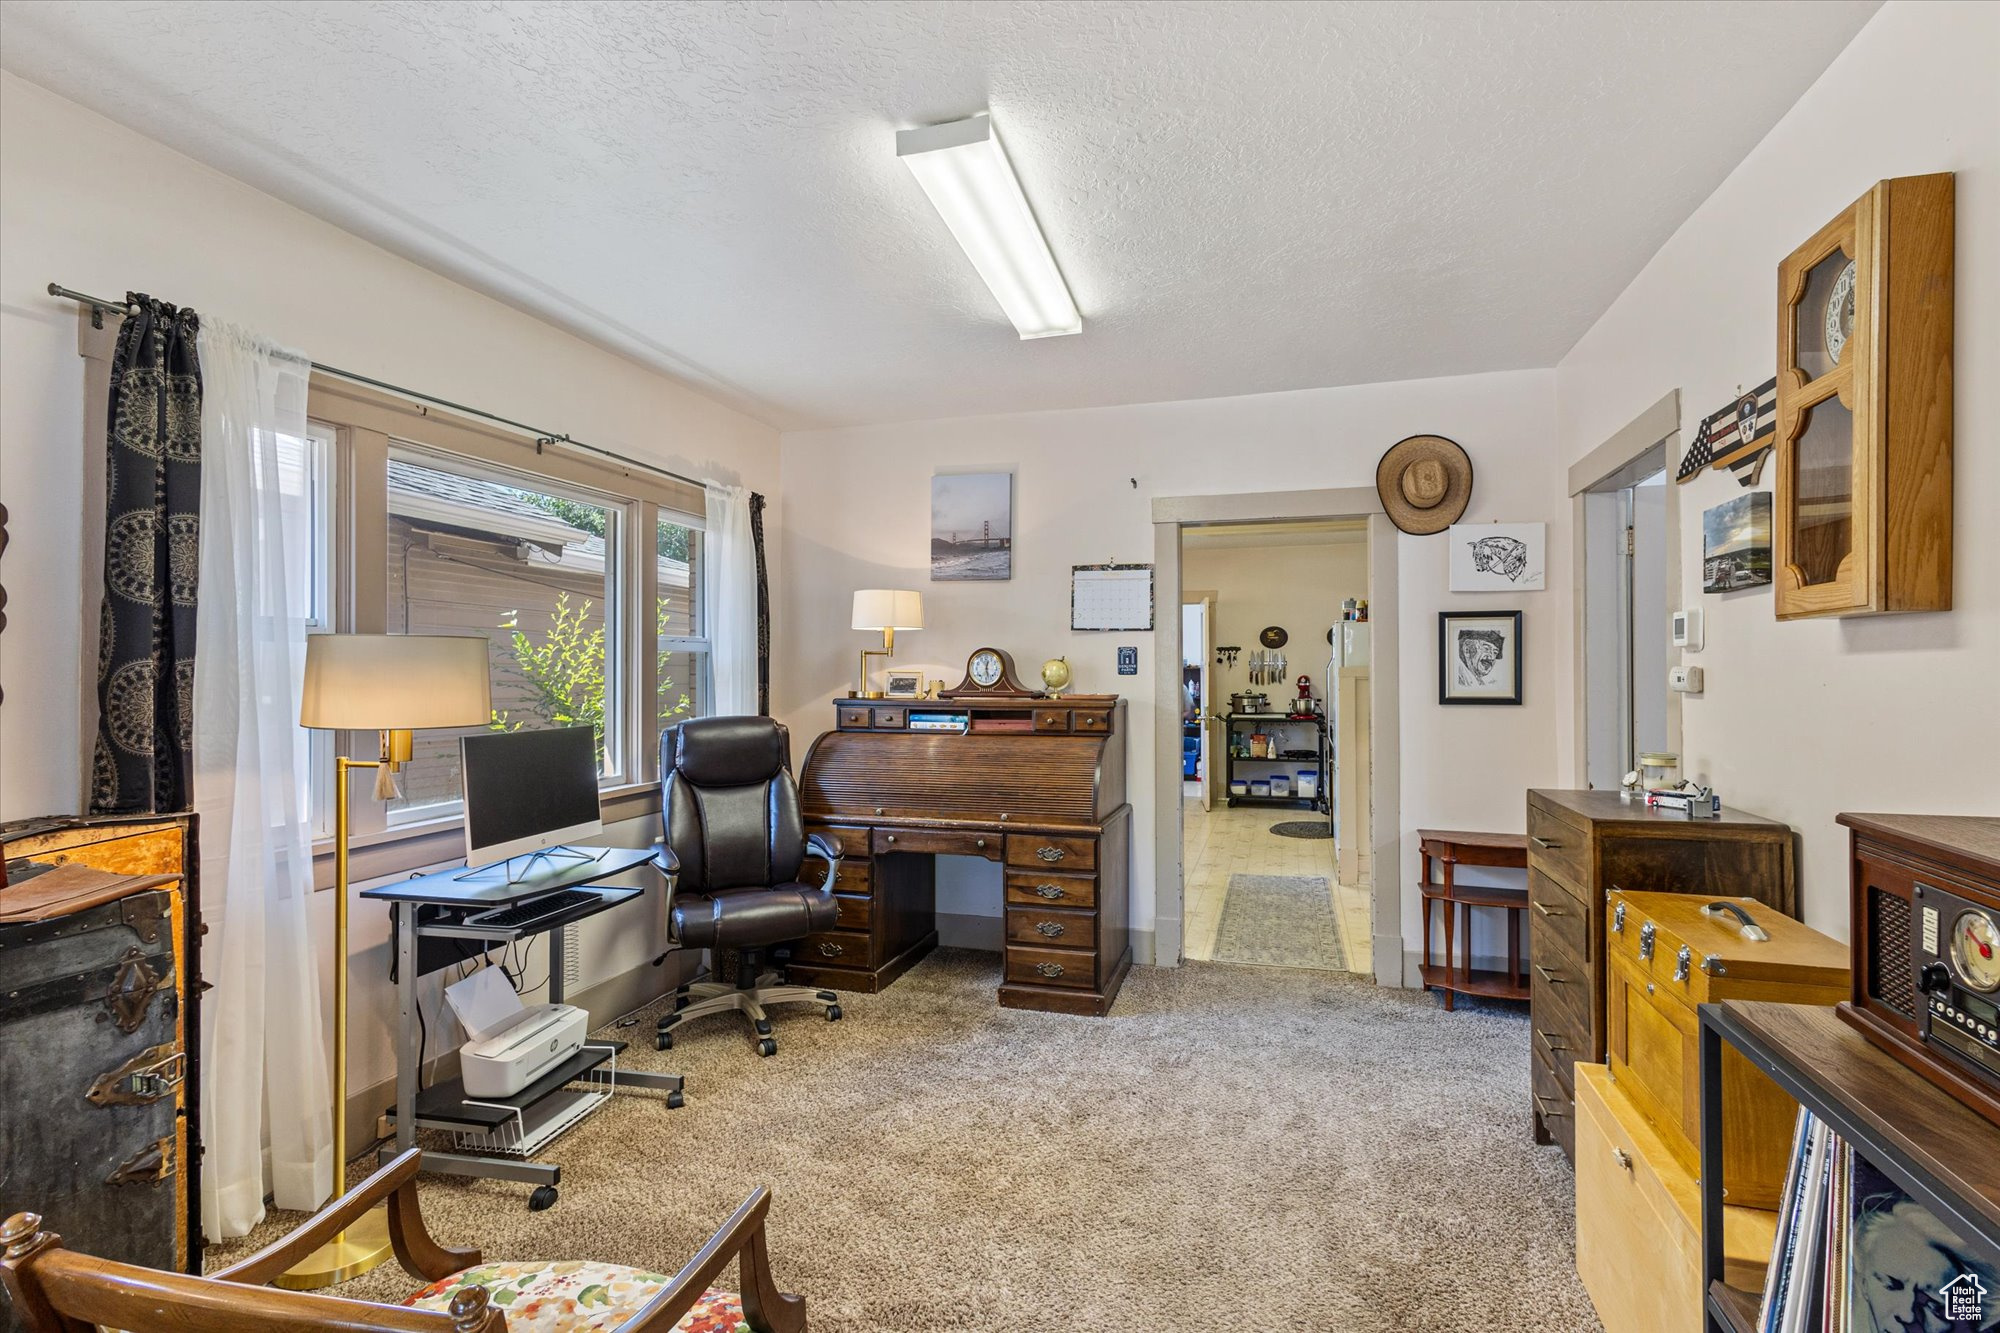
463, 888, 600, 933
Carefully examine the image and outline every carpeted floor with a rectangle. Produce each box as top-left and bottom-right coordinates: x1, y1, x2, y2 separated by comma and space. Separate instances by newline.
1212, 872, 1346, 971
211, 950, 1599, 1332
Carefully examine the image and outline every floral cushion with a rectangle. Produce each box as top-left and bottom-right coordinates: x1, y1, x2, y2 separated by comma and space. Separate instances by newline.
404, 1261, 748, 1333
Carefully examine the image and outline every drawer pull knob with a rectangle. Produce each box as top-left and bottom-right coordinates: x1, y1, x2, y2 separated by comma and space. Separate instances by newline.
1035, 921, 1066, 938
1638, 921, 1657, 960
1611, 902, 1627, 934
1530, 835, 1560, 849
817, 941, 845, 957
1673, 945, 1692, 983
1534, 964, 1568, 985
1036, 846, 1066, 863
976, 838, 987, 850
1034, 884, 1066, 900
1034, 961, 1065, 978
886, 835, 897, 844
1611, 1148, 1632, 1172
1532, 900, 1565, 918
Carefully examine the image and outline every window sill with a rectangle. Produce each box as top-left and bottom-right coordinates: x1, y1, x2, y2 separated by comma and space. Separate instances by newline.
310, 783, 663, 890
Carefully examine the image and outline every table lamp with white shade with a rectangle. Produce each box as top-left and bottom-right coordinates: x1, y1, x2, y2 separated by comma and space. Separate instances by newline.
851, 589, 923, 698
280, 633, 491, 1289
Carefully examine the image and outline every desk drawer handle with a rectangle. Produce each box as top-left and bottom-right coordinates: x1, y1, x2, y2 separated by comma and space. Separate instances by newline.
1033, 883, 1066, 900
886, 835, 897, 845
1611, 1147, 1632, 1172
1033, 961, 1066, 978
1530, 835, 1560, 849
975, 838, 987, 850
1035, 921, 1066, 938
1532, 900, 1565, 918
817, 941, 844, 957
1036, 846, 1066, 863
1533, 1093, 1569, 1119
1536, 1029, 1569, 1052
1534, 964, 1568, 985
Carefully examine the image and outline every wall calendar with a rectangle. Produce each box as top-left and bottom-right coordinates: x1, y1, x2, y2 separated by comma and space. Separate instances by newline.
1071, 564, 1154, 632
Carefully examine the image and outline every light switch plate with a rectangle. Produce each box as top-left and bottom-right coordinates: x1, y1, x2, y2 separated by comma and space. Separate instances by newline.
1669, 665, 1704, 694
1671, 607, 1703, 652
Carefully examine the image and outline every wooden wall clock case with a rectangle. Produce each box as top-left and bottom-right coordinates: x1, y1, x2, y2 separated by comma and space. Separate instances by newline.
1774, 173, 1953, 619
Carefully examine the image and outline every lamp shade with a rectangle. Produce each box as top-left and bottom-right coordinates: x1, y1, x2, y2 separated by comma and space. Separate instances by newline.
300, 634, 492, 730
851, 590, 924, 632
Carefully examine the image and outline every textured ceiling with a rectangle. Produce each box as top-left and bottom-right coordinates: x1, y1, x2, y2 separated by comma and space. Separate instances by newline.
0, 0, 1879, 428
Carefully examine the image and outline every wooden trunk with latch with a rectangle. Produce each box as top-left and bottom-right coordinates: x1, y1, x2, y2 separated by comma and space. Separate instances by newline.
0, 813, 202, 1319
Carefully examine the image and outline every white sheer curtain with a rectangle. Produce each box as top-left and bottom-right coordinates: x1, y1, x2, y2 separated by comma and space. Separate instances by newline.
193, 319, 332, 1238
704, 482, 760, 716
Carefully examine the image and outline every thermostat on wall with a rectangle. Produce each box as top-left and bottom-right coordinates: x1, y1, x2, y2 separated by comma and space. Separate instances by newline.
1671, 608, 1703, 652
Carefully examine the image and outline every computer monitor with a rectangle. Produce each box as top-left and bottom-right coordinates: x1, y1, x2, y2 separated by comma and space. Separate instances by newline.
460, 726, 603, 867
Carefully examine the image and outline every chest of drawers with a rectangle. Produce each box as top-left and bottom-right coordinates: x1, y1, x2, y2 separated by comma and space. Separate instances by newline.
1525, 789, 1795, 1161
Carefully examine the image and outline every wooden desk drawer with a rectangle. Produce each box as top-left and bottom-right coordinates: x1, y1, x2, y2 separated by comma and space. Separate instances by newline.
837, 706, 872, 729
832, 893, 871, 932
1532, 1046, 1576, 1157
874, 828, 1000, 859
1032, 708, 1072, 733
1005, 871, 1097, 909
1530, 940, 1588, 1012
1006, 834, 1096, 871
1073, 710, 1110, 733
1532, 1017, 1586, 1074
796, 930, 872, 968
1528, 867, 1590, 966
1005, 905, 1096, 951
1526, 801, 1591, 891
872, 707, 906, 729
1005, 945, 1095, 990
799, 854, 873, 895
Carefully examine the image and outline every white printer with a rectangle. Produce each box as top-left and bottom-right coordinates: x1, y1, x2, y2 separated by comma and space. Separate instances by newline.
460, 1003, 589, 1098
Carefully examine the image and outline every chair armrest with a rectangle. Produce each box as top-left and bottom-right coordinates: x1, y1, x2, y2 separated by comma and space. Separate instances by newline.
652, 843, 682, 878
214, 1150, 478, 1287
615, 1187, 804, 1333
804, 833, 841, 867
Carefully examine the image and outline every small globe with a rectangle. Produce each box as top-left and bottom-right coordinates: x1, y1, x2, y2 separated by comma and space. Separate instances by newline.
1040, 656, 1072, 694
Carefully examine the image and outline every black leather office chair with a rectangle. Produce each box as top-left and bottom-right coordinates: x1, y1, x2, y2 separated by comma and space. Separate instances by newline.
654, 717, 843, 1057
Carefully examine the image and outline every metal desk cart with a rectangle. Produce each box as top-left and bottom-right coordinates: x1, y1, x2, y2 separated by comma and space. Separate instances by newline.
1222, 713, 1329, 812
360, 847, 684, 1210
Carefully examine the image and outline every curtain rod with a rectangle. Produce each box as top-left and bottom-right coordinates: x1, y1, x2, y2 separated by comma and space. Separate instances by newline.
47, 282, 713, 494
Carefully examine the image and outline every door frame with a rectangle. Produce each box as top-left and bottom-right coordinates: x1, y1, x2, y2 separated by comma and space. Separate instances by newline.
1569, 389, 1684, 784
1151, 487, 1403, 987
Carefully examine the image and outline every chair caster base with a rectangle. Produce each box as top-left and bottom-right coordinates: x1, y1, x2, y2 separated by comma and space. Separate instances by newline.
666, 1090, 685, 1110
757, 1038, 777, 1057
656, 1033, 674, 1051
826, 1004, 843, 1022
528, 1185, 558, 1212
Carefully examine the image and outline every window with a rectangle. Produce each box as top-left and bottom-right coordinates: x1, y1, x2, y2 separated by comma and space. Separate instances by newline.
656, 514, 709, 735
297, 380, 711, 863
285, 423, 337, 839
383, 446, 629, 827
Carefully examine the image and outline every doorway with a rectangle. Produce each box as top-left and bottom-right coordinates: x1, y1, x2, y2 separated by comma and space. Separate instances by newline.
1179, 519, 1369, 973
1571, 390, 1682, 791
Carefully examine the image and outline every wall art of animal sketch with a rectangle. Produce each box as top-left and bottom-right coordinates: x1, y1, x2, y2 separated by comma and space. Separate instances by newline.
1448, 522, 1545, 592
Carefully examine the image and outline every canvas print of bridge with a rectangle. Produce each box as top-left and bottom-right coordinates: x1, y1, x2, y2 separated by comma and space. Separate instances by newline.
932, 472, 1013, 581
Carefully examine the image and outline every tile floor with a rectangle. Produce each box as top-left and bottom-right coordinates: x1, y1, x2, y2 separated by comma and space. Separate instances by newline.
1181, 787, 1372, 972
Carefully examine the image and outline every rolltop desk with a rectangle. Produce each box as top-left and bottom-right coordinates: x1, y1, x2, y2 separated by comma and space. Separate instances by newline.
791, 695, 1132, 1016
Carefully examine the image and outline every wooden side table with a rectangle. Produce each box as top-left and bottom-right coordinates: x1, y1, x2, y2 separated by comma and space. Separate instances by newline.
1418, 829, 1529, 1010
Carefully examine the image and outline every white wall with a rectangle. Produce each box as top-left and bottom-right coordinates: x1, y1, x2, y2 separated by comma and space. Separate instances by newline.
0, 73, 781, 1100
777, 369, 1567, 967
1554, 0, 2000, 937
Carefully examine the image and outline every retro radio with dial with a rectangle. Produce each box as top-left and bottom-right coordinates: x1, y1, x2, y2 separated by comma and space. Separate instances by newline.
1837, 813, 2000, 1126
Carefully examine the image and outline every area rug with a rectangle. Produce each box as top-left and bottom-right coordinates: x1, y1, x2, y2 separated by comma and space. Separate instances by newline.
1211, 872, 1344, 969
1269, 819, 1333, 839
208, 951, 1598, 1333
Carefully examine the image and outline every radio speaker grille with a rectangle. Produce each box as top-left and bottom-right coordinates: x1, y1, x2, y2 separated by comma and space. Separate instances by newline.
1868, 886, 1917, 1019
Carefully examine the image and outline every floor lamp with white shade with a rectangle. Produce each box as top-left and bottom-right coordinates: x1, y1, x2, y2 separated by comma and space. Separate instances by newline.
279, 633, 491, 1289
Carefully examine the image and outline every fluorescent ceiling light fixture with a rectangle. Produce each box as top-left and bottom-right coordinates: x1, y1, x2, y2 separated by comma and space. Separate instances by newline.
897, 113, 1082, 339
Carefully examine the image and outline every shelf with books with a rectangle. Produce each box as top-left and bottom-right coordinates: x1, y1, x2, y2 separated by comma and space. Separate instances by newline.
1699, 1001, 2000, 1333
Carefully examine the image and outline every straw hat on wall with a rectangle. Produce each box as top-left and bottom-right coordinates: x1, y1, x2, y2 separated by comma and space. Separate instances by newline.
1375, 435, 1473, 535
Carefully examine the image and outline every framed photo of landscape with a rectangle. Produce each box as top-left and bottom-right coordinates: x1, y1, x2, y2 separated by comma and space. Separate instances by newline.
931, 472, 1013, 581
1703, 491, 1773, 593
1438, 610, 1523, 705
